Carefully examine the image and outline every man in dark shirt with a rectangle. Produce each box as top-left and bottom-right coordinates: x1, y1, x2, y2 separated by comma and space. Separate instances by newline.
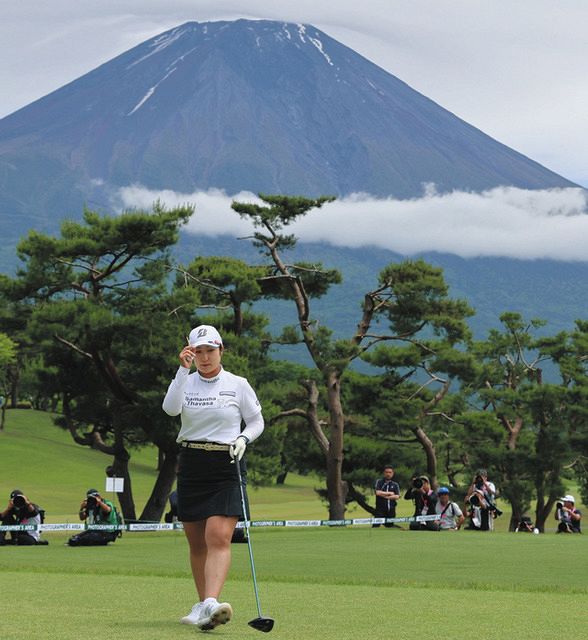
404, 475, 439, 531
373, 465, 401, 528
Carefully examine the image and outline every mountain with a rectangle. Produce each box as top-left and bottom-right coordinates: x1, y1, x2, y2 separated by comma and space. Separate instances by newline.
0, 19, 579, 263
0, 19, 585, 341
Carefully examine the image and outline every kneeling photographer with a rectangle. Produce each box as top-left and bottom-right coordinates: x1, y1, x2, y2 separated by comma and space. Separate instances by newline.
67, 489, 121, 546
464, 469, 501, 531
555, 495, 582, 533
0, 489, 47, 545
404, 475, 438, 531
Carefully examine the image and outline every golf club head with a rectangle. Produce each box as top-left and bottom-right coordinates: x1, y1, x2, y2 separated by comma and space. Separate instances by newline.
248, 616, 275, 633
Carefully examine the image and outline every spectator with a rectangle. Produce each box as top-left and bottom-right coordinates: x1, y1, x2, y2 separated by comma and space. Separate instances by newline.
555, 495, 582, 533
67, 489, 121, 546
373, 465, 400, 528
435, 487, 464, 530
0, 489, 47, 545
404, 475, 438, 531
464, 469, 501, 531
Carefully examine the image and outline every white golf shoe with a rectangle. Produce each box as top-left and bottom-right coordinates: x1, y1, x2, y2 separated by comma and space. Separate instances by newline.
180, 602, 203, 625
197, 598, 233, 631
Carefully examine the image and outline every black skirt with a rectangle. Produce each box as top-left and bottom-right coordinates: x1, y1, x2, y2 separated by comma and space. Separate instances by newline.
177, 447, 247, 522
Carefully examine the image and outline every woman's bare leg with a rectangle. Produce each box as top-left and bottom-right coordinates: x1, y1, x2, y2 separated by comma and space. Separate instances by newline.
183, 520, 207, 600
203, 515, 238, 599
183, 516, 237, 600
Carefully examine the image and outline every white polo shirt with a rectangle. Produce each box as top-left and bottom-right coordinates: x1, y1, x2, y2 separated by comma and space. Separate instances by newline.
436, 500, 463, 530
163, 367, 263, 444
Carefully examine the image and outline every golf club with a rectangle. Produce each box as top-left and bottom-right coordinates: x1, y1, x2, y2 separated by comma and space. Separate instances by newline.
235, 457, 275, 633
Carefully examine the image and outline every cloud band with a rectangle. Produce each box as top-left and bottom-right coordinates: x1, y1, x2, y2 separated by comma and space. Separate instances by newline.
117, 184, 588, 261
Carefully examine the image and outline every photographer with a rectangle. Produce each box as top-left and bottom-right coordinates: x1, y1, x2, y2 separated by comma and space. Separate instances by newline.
435, 487, 464, 530
67, 489, 120, 546
555, 495, 582, 533
464, 469, 501, 531
404, 475, 438, 531
0, 489, 47, 545
373, 465, 401, 528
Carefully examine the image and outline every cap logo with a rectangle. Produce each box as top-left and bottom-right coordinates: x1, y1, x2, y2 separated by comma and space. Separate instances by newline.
196, 328, 208, 338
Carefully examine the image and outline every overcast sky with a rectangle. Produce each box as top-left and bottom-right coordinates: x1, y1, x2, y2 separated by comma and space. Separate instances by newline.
1, 0, 587, 188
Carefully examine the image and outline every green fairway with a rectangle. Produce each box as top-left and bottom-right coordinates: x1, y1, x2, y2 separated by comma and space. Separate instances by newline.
2, 409, 587, 639
1, 528, 587, 639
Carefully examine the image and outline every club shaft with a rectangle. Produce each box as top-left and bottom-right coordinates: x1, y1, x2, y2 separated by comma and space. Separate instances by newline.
236, 458, 263, 618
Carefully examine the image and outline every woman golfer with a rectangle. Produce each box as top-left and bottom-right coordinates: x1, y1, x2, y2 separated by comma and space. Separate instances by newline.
163, 324, 264, 630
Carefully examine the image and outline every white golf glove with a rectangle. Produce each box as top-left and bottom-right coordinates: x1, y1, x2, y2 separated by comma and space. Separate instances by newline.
230, 435, 248, 461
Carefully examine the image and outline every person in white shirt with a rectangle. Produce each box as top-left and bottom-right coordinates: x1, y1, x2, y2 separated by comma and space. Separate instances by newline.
435, 487, 464, 530
162, 325, 264, 631
464, 469, 500, 530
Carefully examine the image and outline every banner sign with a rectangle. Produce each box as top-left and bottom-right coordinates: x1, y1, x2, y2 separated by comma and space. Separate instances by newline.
0, 514, 440, 533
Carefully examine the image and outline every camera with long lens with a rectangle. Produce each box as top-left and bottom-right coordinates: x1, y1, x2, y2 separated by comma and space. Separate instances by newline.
468, 492, 482, 507
555, 502, 570, 532
12, 494, 26, 509
412, 477, 424, 490
468, 488, 503, 517
86, 495, 98, 509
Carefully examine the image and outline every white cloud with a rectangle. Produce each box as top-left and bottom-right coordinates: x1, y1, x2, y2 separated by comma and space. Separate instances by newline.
117, 184, 588, 261
117, 185, 260, 236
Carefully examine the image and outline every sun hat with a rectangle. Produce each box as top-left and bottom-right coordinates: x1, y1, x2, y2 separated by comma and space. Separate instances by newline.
560, 494, 575, 503
188, 325, 223, 348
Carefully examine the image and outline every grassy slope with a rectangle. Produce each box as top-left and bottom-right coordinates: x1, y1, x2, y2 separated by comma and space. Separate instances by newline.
2, 410, 587, 639
0, 409, 332, 520
1, 409, 585, 528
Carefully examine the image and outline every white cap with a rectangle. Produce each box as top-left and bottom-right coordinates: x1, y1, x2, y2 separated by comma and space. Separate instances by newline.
561, 494, 575, 503
188, 325, 223, 348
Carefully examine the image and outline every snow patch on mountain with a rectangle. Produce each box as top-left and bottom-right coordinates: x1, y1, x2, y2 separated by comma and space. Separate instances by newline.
167, 47, 199, 70
127, 68, 177, 115
127, 26, 189, 69
308, 35, 334, 66
366, 79, 385, 96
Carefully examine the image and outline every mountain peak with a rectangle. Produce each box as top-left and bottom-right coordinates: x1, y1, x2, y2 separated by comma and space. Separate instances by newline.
0, 18, 577, 256
120, 19, 341, 92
